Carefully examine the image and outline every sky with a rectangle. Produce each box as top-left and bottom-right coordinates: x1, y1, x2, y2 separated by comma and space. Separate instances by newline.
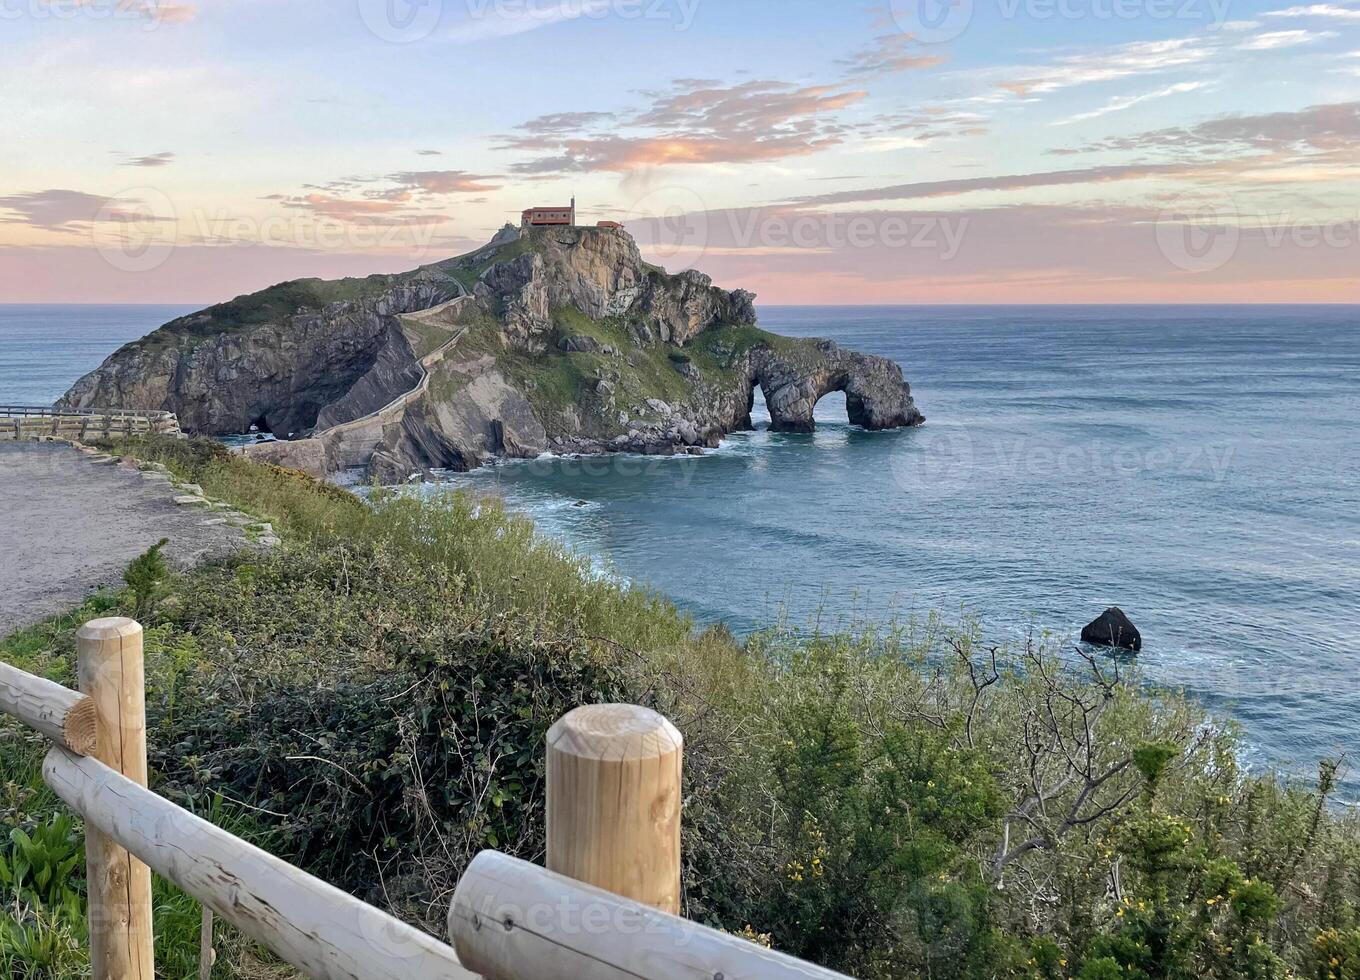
1, 0, 1358, 303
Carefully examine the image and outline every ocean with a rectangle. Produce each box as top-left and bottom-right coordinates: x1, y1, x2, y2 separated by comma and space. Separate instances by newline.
3, 303, 1358, 792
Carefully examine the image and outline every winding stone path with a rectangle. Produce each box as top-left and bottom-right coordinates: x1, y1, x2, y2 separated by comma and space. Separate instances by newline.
0, 443, 248, 633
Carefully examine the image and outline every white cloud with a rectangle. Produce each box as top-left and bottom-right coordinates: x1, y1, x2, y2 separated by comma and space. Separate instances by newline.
995, 37, 1217, 97
1264, 3, 1360, 18
1238, 28, 1339, 48
1053, 81, 1210, 125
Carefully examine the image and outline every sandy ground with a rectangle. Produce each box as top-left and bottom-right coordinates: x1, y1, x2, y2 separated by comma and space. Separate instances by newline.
0, 443, 247, 633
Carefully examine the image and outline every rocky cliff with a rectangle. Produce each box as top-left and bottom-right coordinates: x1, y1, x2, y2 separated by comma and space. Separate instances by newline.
62, 224, 923, 481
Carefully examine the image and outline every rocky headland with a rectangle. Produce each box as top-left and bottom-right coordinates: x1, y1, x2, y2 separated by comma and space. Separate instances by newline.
63, 224, 924, 482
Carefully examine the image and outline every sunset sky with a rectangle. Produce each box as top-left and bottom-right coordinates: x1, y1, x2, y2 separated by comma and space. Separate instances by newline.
2, 0, 1358, 303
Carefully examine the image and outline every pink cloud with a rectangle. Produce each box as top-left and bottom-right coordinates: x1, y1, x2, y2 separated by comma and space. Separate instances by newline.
505, 80, 868, 174
386, 171, 503, 195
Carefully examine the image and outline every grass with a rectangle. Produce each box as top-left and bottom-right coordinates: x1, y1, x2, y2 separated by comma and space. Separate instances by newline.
199, 275, 402, 329
686, 323, 794, 372
98, 437, 370, 540
124, 274, 425, 356
397, 312, 457, 360
551, 306, 632, 349
418, 306, 797, 442
435, 233, 532, 295
113, 226, 537, 361
476, 306, 744, 431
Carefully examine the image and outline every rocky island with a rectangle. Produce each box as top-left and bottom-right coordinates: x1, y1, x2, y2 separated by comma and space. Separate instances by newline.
63, 223, 924, 482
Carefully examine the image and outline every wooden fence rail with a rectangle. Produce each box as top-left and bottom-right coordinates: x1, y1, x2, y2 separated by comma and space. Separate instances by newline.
0, 659, 96, 754
0, 406, 182, 442
0, 406, 176, 419
43, 748, 477, 980
0, 617, 852, 980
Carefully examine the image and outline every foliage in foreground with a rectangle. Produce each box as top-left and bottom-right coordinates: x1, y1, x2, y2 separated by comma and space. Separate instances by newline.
3, 436, 1360, 979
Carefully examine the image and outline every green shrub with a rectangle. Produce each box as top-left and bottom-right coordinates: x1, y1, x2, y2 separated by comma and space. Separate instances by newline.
1, 814, 83, 910
124, 537, 171, 620
144, 539, 634, 927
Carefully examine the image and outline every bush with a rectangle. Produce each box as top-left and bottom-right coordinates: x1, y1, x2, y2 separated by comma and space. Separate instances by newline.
124, 537, 171, 620
148, 540, 633, 924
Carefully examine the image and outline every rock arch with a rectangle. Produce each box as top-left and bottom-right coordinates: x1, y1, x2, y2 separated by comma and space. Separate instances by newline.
746, 341, 924, 433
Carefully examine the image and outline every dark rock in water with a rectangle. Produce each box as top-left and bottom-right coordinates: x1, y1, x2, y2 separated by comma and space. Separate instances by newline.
1081, 607, 1142, 651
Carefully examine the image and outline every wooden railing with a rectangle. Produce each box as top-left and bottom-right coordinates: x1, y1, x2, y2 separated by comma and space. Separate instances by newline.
0, 406, 182, 442
1, 617, 850, 980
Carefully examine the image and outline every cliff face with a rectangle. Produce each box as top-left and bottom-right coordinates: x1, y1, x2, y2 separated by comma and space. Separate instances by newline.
481, 225, 757, 347
62, 224, 923, 481
62, 276, 461, 436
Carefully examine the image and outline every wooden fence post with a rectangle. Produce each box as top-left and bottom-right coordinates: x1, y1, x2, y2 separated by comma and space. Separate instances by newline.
546, 704, 683, 914
78, 617, 155, 980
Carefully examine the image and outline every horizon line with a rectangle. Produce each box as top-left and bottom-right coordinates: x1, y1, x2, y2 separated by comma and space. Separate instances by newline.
3, 301, 1360, 309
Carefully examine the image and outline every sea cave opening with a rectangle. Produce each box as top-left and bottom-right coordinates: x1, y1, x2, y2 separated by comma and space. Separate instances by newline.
751, 371, 864, 433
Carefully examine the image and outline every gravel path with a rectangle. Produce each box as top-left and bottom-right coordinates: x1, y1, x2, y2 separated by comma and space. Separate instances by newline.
0, 443, 249, 633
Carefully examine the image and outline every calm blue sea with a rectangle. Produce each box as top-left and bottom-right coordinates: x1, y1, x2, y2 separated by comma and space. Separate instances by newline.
3, 304, 1358, 792
0, 305, 198, 406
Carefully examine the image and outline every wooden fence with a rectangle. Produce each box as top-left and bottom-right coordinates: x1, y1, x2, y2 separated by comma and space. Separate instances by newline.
0, 406, 182, 442
0, 616, 850, 980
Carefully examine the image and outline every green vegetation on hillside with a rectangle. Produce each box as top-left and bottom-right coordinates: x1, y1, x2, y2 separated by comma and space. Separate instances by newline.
199, 275, 402, 328
124, 274, 432, 358
431, 305, 733, 433
435, 233, 532, 295
442, 305, 807, 435
5, 437, 1360, 979
117, 231, 538, 360
686, 322, 795, 373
